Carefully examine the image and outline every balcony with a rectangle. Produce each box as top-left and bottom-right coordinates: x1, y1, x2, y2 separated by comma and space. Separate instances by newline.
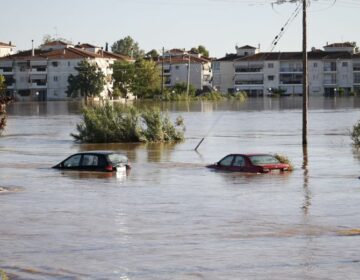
279, 80, 302, 85
0, 67, 13, 75
30, 67, 47, 74
323, 80, 337, 85
353, 65, 360, 71
163, 69, 171, 75
235, 67, 263, 73
279, 67, 303, 73
323, 67, 337, 72
235, 80, 263, 85
31, 82, 47, 88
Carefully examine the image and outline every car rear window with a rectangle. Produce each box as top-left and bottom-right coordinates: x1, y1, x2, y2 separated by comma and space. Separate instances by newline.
249, 155, 279, 165
108, 154, 128, 165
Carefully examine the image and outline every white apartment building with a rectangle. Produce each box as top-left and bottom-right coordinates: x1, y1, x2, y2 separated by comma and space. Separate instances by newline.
212, 45, 259, 93
0, 41, 130, 101
157, 49, 212, 91
0, 41, 15, 57
214, 42, 360, 96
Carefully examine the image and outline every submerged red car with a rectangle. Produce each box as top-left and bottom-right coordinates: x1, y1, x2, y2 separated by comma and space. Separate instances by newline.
207, 154, 289, 173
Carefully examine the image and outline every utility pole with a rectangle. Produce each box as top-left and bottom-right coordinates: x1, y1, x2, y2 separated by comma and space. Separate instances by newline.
302, 0, 308, 146
161, 47, 164, 96
186, 53, 191, 97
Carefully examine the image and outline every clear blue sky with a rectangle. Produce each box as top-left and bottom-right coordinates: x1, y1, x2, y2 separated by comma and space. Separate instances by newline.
1, 0, 359, 57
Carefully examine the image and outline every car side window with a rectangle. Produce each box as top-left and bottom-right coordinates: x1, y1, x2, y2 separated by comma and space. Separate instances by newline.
82, 155, 99, 166
233, 156, 245, 167
219, 155, 234, 166
63, 155, 81, 167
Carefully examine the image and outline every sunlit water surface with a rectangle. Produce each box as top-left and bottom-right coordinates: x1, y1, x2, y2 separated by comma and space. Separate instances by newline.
1, 97, 360, 279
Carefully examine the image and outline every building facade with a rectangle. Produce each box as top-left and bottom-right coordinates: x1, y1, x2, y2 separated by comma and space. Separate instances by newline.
0, 42, 15, 57
0, 41, 130, 101
157, 49, 212, 91
214, 42, 360, 96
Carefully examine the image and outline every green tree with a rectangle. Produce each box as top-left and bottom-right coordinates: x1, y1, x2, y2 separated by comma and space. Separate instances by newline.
190, 45, 209, 58
0, 75, 6, 96
0, 75, 12, 135
67, 60, 105, 102
42, 34, 72, 44
111, 36, 145, 59
112, 59, 160, 98
146, 49, 159, 59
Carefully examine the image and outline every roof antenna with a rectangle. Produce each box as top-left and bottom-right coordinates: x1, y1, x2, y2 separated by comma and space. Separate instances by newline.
31, 39, 34, 56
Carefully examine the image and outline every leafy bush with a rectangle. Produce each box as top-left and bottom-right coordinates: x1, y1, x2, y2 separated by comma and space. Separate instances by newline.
275, 154, 294, 171
0, 96, 13, 135
351, 120, 360, 147
71, 103, 185, 143
0, 270, 9, 280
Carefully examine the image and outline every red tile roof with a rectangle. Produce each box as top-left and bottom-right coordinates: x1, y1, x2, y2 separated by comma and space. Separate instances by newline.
237, 45, 256, 49
234, 51, 353, 62
42, 40, 70, 46
0, 47, 130, 62
325, 42, 356, 48
76, 43, 99, 49
0, 42, 15, 47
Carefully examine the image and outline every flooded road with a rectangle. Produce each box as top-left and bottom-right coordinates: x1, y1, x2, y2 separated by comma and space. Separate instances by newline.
1, 97, 360, 279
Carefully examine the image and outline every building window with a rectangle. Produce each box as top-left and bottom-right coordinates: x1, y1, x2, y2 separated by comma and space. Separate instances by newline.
212, 62, 220, 71
268, 63, 274, 68
314, 62, 318, 68
52, 61, 58, 67
268, 75, 274, 81
68, 61, 71, 67
175, 65, 180, 70
54, 76, 58, 82
342, 62, 348, 67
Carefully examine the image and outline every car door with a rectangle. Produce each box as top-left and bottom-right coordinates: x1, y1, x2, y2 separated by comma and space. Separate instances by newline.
61, 154, 82, 170
217, 155, 235, 171
80, 154, 102, 171
231, 155, 245, 172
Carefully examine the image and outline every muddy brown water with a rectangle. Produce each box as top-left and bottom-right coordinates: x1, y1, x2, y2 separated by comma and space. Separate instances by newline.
1, 97, 360, 279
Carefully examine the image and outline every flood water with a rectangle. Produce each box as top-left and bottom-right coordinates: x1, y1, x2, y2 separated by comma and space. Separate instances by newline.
1, 97, 360, 279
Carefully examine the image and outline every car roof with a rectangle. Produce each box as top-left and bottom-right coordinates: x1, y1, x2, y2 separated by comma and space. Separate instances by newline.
75, 150, 126, 156
226, 153, 273, 157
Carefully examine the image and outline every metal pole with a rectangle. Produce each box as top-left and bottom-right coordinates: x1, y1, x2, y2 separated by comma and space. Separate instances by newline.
302, 0, 308, 146
186, 54, 190, 97
161, 47, 164, 96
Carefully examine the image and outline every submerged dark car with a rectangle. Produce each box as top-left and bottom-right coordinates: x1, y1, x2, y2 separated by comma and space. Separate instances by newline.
52, 151, 130, 172
207, 154, 289, 173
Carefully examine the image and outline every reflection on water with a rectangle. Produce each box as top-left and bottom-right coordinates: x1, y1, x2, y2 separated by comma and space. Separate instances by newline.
2, 97, 360, 279
302, 145, 311, 215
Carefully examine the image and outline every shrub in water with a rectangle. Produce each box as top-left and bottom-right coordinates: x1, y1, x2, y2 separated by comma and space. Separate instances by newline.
72, 103, 185, 143
275, 154, 294, 171
351, 120, 360, 147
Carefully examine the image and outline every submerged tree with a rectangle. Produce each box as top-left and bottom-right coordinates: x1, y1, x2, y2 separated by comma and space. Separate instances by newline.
0, 75, 13, 135
67, 60, 105, 102
351, 120, 360, 148
71, 103, 185, 143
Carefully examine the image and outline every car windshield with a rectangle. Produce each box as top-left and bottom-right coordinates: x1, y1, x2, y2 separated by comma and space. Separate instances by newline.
249, 155, 279, 165
108, 153, 128, 165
